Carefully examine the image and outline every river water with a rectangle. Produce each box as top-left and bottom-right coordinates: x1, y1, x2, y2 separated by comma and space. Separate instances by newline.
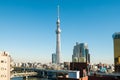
11, 77, 50, 80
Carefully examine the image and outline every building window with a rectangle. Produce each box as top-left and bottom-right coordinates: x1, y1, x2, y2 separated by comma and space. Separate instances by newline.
1, 67, 7, 70
1, 75, 4, 77
0, 75, 6, 77
1, 67, 4, 70
1, 60, 4, 63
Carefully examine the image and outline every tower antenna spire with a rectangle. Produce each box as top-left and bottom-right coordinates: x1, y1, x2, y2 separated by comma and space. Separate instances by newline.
57, 5, 60, 19
56, 0, 61, 64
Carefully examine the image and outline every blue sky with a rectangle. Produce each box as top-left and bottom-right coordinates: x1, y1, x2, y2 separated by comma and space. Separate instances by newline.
0, 0, 120, 64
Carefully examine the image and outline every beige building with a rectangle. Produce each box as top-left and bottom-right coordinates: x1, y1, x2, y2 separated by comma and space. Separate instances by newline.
0, 51, 11, 80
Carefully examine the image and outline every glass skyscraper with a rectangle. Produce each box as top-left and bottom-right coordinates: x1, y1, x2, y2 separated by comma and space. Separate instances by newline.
113, 32, 120, 72
72, 42, 90, 63
52, 53, 56, 64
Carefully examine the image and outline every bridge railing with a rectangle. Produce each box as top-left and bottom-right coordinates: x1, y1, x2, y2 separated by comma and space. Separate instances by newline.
11, 72, 38, 78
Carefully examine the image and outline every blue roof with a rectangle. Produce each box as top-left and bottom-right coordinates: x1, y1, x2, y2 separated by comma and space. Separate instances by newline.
113, 32, 120, 39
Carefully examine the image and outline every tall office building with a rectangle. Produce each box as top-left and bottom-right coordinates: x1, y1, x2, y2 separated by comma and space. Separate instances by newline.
56, 5, 61, 64
113, 32, 120, 72
0, 51, 11, 80
72, 42, 90, 63
52, 53, 56, 64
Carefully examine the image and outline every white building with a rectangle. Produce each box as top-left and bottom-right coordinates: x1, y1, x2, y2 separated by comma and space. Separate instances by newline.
0, 51, 11, 80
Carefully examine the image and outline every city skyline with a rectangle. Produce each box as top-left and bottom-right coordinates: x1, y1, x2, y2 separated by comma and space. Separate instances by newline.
0, 0, 120, 64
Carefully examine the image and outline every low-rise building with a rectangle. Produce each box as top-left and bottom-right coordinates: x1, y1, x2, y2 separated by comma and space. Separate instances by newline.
0, 51, 11, 80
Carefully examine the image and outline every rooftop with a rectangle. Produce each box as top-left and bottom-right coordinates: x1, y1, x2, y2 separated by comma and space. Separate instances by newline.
113, 32, 120, 39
